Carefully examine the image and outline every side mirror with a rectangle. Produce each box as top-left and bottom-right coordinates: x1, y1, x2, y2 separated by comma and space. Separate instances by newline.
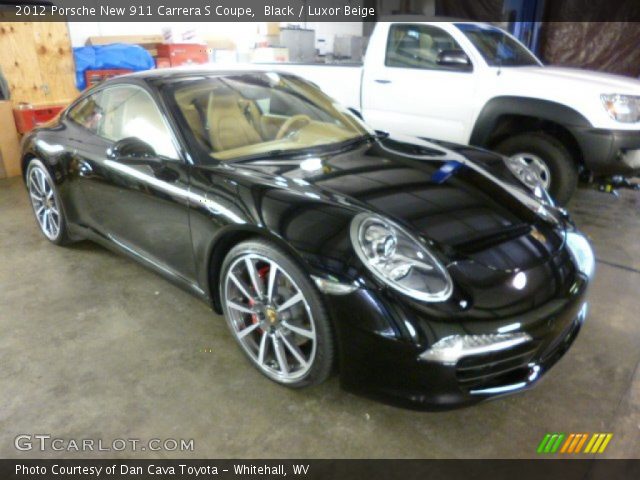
107, 137, 157, 161
106, 137, 180, 182
436, 50, 472, 70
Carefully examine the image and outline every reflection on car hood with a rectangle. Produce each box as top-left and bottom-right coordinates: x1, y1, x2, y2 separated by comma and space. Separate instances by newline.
229, 135, 565, 272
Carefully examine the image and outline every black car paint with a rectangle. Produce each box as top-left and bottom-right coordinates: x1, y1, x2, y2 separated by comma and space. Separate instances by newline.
21, 71, 589, 409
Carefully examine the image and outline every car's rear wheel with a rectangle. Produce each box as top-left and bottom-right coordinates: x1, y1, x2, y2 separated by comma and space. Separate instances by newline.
220, 239, 334, 388
26, 159, 70, 245
494, 132, 578, 206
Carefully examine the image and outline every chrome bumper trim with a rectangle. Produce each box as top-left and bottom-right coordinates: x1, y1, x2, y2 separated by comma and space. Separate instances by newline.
311, 275, 359, 295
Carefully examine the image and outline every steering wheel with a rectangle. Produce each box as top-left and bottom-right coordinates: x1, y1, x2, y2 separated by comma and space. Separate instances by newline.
275, 115, 311, 140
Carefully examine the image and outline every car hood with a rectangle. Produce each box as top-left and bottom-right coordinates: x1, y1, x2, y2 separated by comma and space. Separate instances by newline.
227, 136, 566, 273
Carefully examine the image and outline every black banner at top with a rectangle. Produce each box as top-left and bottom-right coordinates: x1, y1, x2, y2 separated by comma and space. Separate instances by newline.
1, 0, 640, 22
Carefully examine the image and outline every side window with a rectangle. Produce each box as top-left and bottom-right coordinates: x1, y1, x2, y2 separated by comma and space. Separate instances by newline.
68, 93, 103, 134
386, 24, 466, 70
97, 86, 178, 159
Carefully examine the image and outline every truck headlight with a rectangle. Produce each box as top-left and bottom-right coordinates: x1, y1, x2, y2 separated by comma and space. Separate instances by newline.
350, 213, 453, 302
601, 94, 640, 123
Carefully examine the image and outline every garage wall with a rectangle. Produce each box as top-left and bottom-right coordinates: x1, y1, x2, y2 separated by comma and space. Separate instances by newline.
0, 22, 78, 104
67, 21, 364, 54
539, 22, 640, 78
68, 22, 261, 49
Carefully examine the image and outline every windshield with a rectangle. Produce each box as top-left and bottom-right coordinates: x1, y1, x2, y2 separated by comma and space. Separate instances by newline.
169, 72, 369, 161
456, 23, 541, 67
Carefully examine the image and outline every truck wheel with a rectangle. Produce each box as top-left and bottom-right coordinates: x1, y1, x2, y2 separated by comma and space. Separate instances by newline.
494, 132, 578, 206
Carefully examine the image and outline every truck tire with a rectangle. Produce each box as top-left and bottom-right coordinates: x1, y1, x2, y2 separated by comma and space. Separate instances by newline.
494, 132, 578, 206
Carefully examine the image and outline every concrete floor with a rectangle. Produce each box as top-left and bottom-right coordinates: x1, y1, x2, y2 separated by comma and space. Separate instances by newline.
1, 175, 639, 459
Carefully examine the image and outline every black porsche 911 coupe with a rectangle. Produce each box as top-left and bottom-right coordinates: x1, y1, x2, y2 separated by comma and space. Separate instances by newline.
20, 69, 594, 409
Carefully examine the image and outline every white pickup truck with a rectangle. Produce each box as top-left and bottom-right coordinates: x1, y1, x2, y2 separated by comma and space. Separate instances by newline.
274, 19, 640, 204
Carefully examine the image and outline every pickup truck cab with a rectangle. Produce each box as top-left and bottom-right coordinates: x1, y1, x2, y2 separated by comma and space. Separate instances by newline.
275, 19, 640, 204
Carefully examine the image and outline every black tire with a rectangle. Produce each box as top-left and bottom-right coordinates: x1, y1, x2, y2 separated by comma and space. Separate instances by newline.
25, 159, 72, 246
494, 132, 578, 206
220, 238, 335, 388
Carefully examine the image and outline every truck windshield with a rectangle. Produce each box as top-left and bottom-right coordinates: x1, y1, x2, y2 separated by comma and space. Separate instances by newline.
456, 23, 541, 67
168, 72, 369, 161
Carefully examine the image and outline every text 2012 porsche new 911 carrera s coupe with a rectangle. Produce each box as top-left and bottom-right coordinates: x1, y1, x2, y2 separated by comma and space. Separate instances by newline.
21, 69, 594, 409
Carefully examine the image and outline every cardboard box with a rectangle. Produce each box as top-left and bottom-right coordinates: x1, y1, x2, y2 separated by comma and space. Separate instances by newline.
86, 35, 160, 57
266, 22, 281, 36
86, 35, 163, 46
161, 27, 202, 44
0, 101, 21, 178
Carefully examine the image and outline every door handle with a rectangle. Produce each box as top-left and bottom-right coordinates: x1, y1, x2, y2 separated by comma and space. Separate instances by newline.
374, 79, 392, 84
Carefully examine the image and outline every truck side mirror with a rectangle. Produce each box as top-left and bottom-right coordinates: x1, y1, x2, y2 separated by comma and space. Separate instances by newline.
436, 50, 472, 70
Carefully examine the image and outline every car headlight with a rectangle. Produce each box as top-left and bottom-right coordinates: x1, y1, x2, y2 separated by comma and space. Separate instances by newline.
566, 232, 595, 278
601, 94, 640, 123
350, 213, 453, 302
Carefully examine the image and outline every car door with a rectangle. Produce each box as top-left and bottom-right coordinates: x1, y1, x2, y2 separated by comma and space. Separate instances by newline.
74, 84, 197, 283
362, 23, 478, 144
61, 92, 112, 228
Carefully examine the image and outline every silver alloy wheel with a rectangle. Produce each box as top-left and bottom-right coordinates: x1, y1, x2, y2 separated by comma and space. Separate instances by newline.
506, 152, 552, 190
223, 253, 316, 383
27, 163, 61, 241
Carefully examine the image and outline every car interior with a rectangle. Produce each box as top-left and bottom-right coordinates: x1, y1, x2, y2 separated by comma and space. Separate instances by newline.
173, 75, 364, 160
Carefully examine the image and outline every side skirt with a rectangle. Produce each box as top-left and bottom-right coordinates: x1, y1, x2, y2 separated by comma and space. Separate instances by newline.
68, 223, 213, 307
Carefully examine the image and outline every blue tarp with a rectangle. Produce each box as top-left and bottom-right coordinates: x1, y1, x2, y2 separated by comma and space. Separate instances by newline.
73, 44, 155, 90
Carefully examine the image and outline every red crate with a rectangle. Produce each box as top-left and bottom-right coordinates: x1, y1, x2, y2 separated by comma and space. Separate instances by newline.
13, 104, 65, 134
84, 69, 133, 89
155, 57, 171, 69
157, 44, 208, 67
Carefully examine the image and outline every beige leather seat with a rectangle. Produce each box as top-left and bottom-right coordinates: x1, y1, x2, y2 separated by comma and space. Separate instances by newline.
207, 94, 262, 152
118, 91, 175, 157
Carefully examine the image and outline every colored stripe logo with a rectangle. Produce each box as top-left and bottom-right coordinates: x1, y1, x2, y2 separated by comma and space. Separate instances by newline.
537, 433, 612, 454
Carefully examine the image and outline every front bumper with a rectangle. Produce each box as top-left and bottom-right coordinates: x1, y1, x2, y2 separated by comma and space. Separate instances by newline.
322, 271, 589, 410
570, 127, 640, 177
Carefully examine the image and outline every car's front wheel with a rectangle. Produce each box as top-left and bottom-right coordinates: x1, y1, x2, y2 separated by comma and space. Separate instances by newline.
26, 159, 71, 245
220, 239, 334, 388
494, 132, 578, 206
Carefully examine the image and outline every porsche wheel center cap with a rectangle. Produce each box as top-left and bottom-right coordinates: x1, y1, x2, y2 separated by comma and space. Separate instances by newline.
265, 307, 278, 325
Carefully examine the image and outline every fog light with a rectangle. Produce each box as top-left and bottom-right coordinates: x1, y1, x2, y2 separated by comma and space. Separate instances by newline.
419, 332, 533, 365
